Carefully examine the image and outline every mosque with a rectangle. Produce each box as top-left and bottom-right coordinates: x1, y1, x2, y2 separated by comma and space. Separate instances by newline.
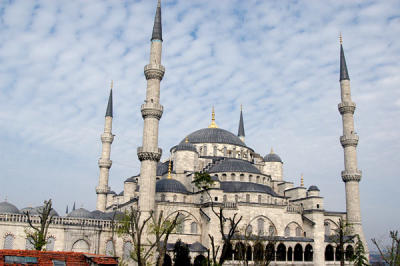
0, 1, 367, 265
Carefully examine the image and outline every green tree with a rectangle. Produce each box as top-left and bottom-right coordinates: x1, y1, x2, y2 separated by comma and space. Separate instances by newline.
372, 230, 400, 266
352, 235, 369, 266
329, 219, 354, 266
173, 239, 191, 266
24, 199, 54, 251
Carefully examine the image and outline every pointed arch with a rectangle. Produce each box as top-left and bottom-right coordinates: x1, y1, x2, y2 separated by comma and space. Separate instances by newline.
304, 244, 313, 261
276, 243, 286, 261
325, 244, 334, 261
294, 244, 303, 261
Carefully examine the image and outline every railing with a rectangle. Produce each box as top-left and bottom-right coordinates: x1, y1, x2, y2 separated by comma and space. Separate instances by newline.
0, 213, 115, 229
286, 204, 303, 213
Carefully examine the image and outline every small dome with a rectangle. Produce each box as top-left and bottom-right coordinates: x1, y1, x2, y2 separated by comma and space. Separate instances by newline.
0, 201, 20, 214
264, 151, 283, 163
208, 158, 261, 174
23, 206, 59, 217
181, 128, 246, 147
156, 179, 189, 194
67, 208, 94, 219
308, 185, 320, 191
174, 142, 198, 153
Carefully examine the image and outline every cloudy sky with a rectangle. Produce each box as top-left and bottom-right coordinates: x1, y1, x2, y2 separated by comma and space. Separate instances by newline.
1, 0, 399, 248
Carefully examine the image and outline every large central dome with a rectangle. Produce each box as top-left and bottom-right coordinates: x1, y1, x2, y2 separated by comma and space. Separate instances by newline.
180, 128, 246, 147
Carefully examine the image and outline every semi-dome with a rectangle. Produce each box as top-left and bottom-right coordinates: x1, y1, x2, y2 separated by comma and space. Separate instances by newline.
174, 142, 198, 153
264, 150, 283, 163
208, 158, 262, 174
0, 201, 20, 214
181, 128, 246, 147
156, 179, 189, 194
220, 181, 279, 196
67, 208, 94, 219
308, 185, 320, 191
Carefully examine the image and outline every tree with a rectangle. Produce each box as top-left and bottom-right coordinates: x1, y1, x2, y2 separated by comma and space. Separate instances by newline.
352, 235, 368, 266
173, 239, 191, 265
372, 230, 400, 266
329, 219, 354, 266
192, 172, 243, 265
118, 207, 155, 266
24, 199, 54, 251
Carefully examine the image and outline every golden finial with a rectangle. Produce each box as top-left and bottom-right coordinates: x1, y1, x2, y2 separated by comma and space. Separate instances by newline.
270, 147, 274, 154
208, 106, 218, 128
301, 173, 304, 187
167, 159, 172, 179
110, 80, 114, 89
339, 33, 343, 45
185, 137, 189, 143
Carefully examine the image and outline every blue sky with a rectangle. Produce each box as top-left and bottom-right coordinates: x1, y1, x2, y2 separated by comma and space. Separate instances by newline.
0, 0, 399, 249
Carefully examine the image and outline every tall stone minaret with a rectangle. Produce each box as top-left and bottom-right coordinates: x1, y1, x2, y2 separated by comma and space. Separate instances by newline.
338, 37, 366, 246
137, 0, 164, 213
238, 105, 245, 143
96, 84, 114, 211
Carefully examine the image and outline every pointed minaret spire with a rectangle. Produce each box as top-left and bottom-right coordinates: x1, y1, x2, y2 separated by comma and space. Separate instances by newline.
151, 0, 162, 41
66, 205, 69, 214
339, 34, 350, 81
238, 105, 245, 143
72, 202, 76, 211
105, 81, 113, 117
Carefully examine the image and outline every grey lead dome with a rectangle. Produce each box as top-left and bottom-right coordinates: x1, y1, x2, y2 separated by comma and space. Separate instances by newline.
208, 158, 261, 174
181, 128, 246, 147
0, 201, 20, 214
67, 208, 94, 219
156, 179, 189, 194
264, 153, 283, 163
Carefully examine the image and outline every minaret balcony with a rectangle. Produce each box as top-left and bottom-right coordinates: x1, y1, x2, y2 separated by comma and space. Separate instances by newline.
96, 186, 110, 194
141, 102, 163, 120
144, 64, 165, 80
341, 169, 362, 182
137, 147, 162, 162
98, 158, 112, 168
338, 101, 356, 114
340, 134, 359, 147
101, 133, 114, 143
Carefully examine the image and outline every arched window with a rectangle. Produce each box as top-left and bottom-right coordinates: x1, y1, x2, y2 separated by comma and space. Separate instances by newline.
161, 194, 166, 201
335, 245, 343, 261
176, 214, 185, 234
265, 243, 275, 261
263, 177, 266, 184
234, 242, 245, 260
325, 245, 334, 261
213, 146, 217, 156
221, 243, 233, 261
25, 237, 34, 250
191, 222, 198, 234
123, 242, 132, 260
231, 173, 236, 181
183, 196, 186, 203
46, 237, 55, 251
287, 247, 293, 261
3, 234, 14, 249
284, 226, 290, 237
304, 244, 313, 261
223, 195, 227, 202
345, 245, 354, 261
173, 195, 177, 202
245, 225, 253, 236
72, 239, 89, 253
258, 195, 262, 203
105, 240, 114, 256
246, 245, 252, 261
246, 194, 250, 202
222, 174, 227, 181
223, 147, 227, 156
296, 227, 302, 237
324, 222, 330, 236
276, 243, 286, 261
256, 176, 260, 183
257, 218, 264, 235
240, 174, 244, 181
269, 225, 275, 236
203, 145, 207, 156
294, 244, 303, 261
235, 195, 239, 202
194, 255, 206, 266
249, 175, 253, 182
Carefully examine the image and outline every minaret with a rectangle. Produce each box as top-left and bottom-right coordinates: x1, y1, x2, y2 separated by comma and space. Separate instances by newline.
238, 105, 245, 143
137, 0, 164, 213
96, 83, 114, 211
338, 36, 366, 245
